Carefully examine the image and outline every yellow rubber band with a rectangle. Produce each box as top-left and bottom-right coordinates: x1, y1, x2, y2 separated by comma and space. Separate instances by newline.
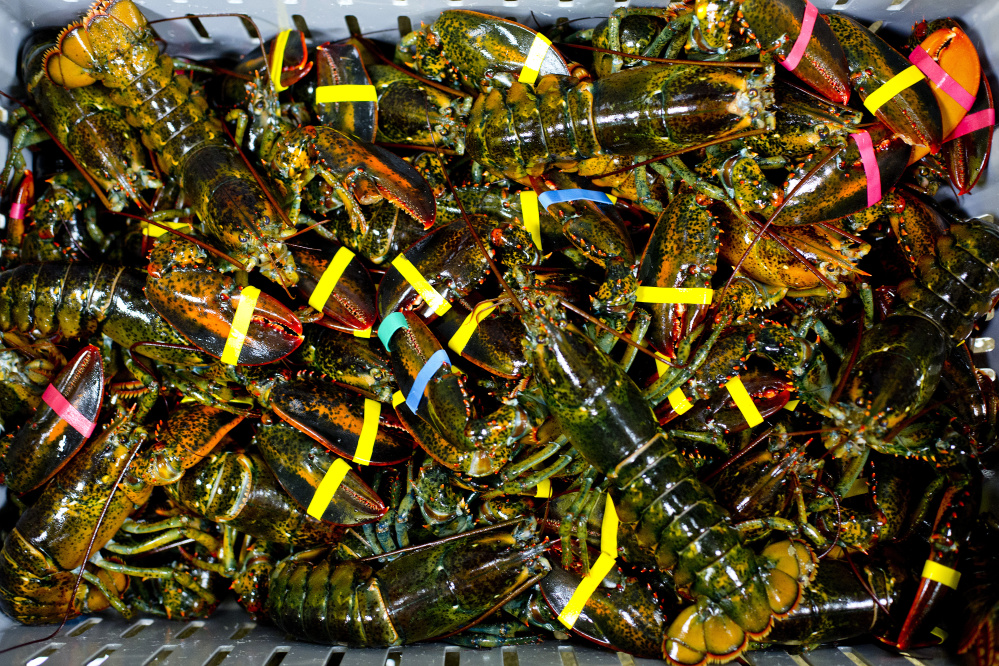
448, 301, 497, 354
353, 325, 373, 338
784, 399, 800, 411
307, 457, 351, 519
518, 32, 552, 85
930, 627, 948, 642
921, 560, 961, 589
557, 553, 615, 628
270, 29, 292, 93
221, 286, 261, 365
601, 495, 618, 555
843, 477, 869, 498
725, 376, 764, 427
392, 391, 405, 407
864, 65, 926, 114
654, 353, 671, 379
352, 398, 379, 465
668, 388, 693, 416
141, 220, 191, 238
636, 287, 714, 305
315, 84, 378, 103
308, 246, 356, 311
557, 496, 618, 628
391, 255, 451, 315
520, 191, 542, 251
534, 479, 552, 498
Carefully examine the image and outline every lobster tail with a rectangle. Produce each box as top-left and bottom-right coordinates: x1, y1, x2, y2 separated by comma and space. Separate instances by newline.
664, 540, 815, 665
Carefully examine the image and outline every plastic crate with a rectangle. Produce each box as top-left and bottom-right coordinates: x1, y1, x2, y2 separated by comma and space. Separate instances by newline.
0, 0, 995, 664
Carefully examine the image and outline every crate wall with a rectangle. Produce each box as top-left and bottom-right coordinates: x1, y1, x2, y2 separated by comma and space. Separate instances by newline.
0, 0, 995, 664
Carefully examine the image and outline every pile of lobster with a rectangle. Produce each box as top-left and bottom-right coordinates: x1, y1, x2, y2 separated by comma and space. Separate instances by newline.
0, 0, 996, 663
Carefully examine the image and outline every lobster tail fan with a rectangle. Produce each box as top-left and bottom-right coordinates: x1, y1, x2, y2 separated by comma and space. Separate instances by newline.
55, 23, 96, 68
45, 26, 98, 88
663, 601, 749, 666
86, 0, 147, 32
760, 540, 817, 616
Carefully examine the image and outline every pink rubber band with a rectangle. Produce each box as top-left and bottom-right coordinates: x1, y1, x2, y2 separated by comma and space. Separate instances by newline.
908, 46, 977, 111
42, 384, 96, 438
852, 131, 882, 208
782, 0, 817, 72
9, 203, 26, 220
946, 108, 995, 141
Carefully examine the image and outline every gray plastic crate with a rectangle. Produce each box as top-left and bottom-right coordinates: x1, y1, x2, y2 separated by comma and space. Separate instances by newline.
0, 0, 995, 664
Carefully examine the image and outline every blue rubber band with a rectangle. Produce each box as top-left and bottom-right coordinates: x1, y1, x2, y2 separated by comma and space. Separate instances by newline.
378, 311, 410, 350
406, 348, 450, 412
538, 189, 616, 210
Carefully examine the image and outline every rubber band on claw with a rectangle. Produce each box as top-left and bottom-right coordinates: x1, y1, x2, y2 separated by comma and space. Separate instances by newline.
538, 189, 616, 210
307, 458, 352, 519
725, 376, 764, 427
42, 384, 96, 438
315, 85, 378, 103
309, 246, 356, 312
406, 349, 450, 412
518, 32, 552, 85
781, 0, 818, 72
221, 286, 261, 365
557, 496, 618, 628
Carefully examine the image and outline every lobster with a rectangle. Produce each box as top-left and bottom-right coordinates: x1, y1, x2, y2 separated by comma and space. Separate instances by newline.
2, 30, 160, 213
44, 0, 299, 286
0, 410, 150, 624
0, 260, 302, 368
266, 519, 548, 646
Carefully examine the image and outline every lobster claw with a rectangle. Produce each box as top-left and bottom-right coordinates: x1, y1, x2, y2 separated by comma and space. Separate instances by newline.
252, 374, 413, 466
377, 219, 491, 320
826, 14, 943, 152
540, 564, 667, 658
255, 420, 387, 525
0, 345, 103, 494
942, 76, 994, 195
291, 240, 377, 332
774, 124, 911, 226
906, 23, 980, 164
145, 266, 303, 365
313, 42, 377, 143
309, 126, 436, 231
895, 480, 979, 649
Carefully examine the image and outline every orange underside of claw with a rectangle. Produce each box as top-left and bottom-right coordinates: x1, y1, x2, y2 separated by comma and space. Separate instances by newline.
909, 26, 981, 164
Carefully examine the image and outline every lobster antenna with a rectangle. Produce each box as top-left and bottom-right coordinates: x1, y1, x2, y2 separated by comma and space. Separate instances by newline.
814, 220, 867, 245
556, 42, 766, 68
842, 546, 893, 616
0, 409, 144, 657
438, 570, 548, 639
702, 426, 774, 482
352, 518, 528, 562
0, 91, 133, 214
591, 128, 769, 179
718, 143, 846, 302
148, 14, 272, 88
814, 479, 843, 560
553, 293, 686, 368
422, 97, 526, 317
377, 143, 459, 155
828, 308, 865, 406
115, 212, 248, 271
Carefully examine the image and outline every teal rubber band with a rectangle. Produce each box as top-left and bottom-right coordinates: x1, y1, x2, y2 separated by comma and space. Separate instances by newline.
378, 311, 410, 350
